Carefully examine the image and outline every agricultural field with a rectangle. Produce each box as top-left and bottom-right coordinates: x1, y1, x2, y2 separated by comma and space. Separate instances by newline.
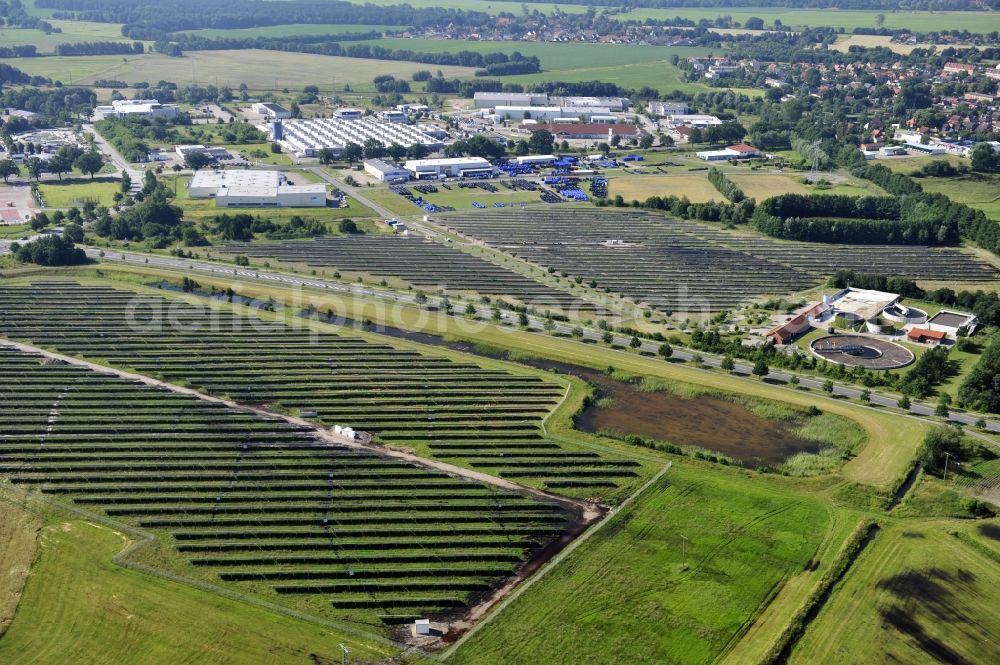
343, 38, 717, 93
831, 34, 918, 55
789, 519, 1000, 665
432, 207, 998, 313
0, 281, 647, 493
610, 174, 723, 204
0, 345, 574, 625
37, 180, 119, 209
0, 502, 38, 637
213, 235, 606, 314
728, 174, 810, 198
340, 0, 1000, 34
0, 50, 478, 91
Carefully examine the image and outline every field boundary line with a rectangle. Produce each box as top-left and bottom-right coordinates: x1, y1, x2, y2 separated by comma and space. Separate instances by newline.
438, 461, 672, 661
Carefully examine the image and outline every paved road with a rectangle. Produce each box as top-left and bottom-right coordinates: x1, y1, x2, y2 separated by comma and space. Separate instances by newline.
77, 246, 1000, 436
85, 123, 144, 188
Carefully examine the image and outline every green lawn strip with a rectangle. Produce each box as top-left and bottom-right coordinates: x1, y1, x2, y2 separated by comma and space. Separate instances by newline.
449, 462, 836, 665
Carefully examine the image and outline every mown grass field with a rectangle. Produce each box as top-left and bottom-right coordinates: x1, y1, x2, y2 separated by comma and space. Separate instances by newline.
37, 181, 119, 208
729, 174, 810, 199
610, 174, 723, 203
831, 34, 917, 55
450, 464, 833, 665
0, 501, 39, 637
0, 50, 477, 91
0, 516, 414, 665
919, 173, 1000, 221
402, 186, 542, 211
788, 519, 1000, 665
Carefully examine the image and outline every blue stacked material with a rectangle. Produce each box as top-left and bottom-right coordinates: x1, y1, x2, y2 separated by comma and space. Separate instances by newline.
623, 154, 644, 162
472, 201, 486, 208
559, 188, 589, 201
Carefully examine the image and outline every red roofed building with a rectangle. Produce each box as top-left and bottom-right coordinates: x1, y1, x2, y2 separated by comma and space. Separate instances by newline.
546, 123, 643, 140
943, 62, 976, 75
726, 143, 760, 158
766, 313, 812, 345
906, 328, 947, 345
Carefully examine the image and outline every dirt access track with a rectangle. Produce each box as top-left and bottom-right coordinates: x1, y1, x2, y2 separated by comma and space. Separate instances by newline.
0, 337, 609, 645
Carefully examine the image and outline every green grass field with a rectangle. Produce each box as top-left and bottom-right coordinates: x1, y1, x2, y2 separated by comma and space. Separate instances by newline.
450, 464, 833, 665
789, 519, 1000, 665
0, 20, 130, 53
919, 173, 1000, 221
0, 50, 477, 91
37, 180, 119, 208
0, 514, 413, 665
339, 1, 999, 33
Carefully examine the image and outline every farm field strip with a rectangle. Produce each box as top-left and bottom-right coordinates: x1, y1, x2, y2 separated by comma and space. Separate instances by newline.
214, 235, 607, 314
0, 346, 572, 622
0, 281, 639, 489
434, 208, 998, 312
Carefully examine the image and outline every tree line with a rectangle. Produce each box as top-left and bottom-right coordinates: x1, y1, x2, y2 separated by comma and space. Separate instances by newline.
707, 167, 745, 203
852, 163, 1000, 258
54, 40, 144, 56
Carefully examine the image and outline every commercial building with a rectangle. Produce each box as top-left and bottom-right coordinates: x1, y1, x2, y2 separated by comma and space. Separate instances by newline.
189, 169, 283, 197
175, 144, 232, 160
333, 108, 363, 120
514, 154, 557, 166
277, 118, 444, 157
492, 105, 613, 123
668, 114, 722, 128
546, 123, 643, 141
378, 110, 408, 123
649, 101, 689, 116
696, 144, 760, 161
473, 92, 550, 108
95, 98, 179, 119
364, 158, 410, 183
404, 157, 494, 179
252, 102, 291, 119
904, 143, 946, 156
215, 183, 326, 208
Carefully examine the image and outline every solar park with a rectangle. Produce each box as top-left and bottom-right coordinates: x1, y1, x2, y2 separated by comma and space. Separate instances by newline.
213, 235, 608, 315
0, 345, 575, 623
433, 207, 999, 313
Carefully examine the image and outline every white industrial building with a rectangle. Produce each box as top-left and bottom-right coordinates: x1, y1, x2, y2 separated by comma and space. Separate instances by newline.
649, 101, 689, 116
277, 118, 444, 158
364, 158, 410, 183
378, 110, 408, 123
252, 102, 291, 119
333, 108, 363, 120
514, 155, 556, 165
187, 169, 326, 207
668, 114, 723, 127
94, 98, 179, 119
473, 92, 550, 108
175, 144, 231, 160
492, 105, 613, 124
404, 157, 494, 179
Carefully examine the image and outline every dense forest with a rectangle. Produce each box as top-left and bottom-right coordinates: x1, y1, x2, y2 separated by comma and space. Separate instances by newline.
36, 0, 492, 39
518, 0, 994, 9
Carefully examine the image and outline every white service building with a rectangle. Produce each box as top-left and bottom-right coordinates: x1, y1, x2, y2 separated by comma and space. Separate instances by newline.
364, 158, 410, 183
514, 155, 557, 166
404, 157, 494, 179
668, 114, 723, 127
253, 102, 291, 119
95, 99, 179, 119
187, 169, 326, 207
